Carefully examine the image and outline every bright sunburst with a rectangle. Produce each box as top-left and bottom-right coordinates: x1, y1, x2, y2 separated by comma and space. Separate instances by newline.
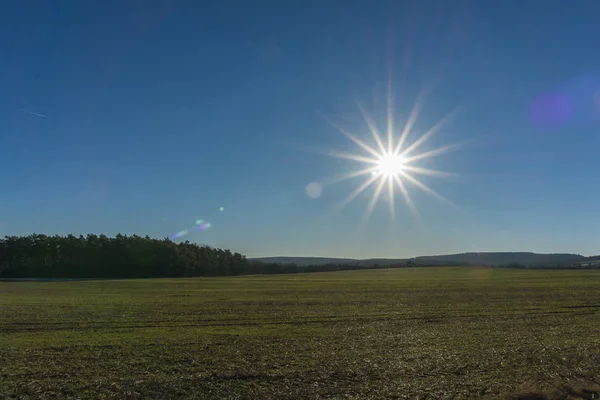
320, 84, 464, 226
376, 153, 407, 177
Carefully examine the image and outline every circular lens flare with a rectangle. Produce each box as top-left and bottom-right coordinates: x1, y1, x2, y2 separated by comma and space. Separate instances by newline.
305, 182, 323, 198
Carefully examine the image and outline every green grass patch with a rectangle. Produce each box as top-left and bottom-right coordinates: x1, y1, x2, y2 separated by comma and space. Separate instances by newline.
1, 267, 600, 399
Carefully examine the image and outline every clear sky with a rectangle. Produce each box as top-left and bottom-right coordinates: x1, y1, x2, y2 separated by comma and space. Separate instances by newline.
2, 1, 600, 258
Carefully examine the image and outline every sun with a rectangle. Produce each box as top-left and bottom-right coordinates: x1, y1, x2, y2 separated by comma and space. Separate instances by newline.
376, 153, 407, 177
317, 81, 464, 226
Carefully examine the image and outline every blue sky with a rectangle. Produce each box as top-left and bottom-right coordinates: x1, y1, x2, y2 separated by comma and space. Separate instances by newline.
1, 1, 600, 258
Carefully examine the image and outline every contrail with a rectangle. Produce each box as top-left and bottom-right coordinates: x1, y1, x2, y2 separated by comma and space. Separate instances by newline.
20, 109, 47, 118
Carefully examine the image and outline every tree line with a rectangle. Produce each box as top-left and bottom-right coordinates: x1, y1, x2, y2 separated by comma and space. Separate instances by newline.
0, 234, 417, 279
4, 234, 594, 279
0, 234, 247, 278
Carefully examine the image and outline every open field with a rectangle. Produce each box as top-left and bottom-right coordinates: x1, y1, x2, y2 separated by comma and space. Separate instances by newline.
1, 267, 600, 399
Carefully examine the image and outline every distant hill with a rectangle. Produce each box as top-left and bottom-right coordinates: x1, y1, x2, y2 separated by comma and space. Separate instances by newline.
575, 255, 600, 267
251, 257, 361, 267
412, 252, 584, 266
250, 252, 585, 267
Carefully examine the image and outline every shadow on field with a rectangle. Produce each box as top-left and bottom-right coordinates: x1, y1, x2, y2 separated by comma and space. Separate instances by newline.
509, 385, 600, 400
513, 395, 548, 400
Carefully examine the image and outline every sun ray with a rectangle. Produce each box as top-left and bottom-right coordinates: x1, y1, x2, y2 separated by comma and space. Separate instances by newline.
401, 106, 464, 157
331, 173, 380, 215
393, 88, 427, 155
321, 166, 380, 185
324, 117, 381, 159
399, 170, 458, 209
392, 74, 444, 156
393, 175, 420, 220
357, 102, 386, 154
326, 150, 380, 165
386, 72, 394, 153
387, 176, 395, 222
359, 176, 387, 229
403, 142, 463, 163
402, 165, 459, 179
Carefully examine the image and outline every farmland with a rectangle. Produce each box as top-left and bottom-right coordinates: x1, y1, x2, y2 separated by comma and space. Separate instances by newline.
1, 267, 599, 399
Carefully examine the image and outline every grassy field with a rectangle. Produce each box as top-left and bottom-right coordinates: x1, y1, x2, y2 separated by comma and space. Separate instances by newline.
1, 267, 600, 399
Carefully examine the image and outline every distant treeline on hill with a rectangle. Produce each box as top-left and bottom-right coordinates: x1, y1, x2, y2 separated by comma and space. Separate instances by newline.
251, 252, 589, 267
0, 234, 411, 279
1, 235, 598, 279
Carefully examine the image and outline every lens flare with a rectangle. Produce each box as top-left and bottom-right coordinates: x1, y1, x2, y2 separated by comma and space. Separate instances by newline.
305, 182, 322, 198
170, 219, 212, 240
318, 80, 464, 226
531, 74, 600, 128
170, 230, 188, 240
196, 221, 211, 231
